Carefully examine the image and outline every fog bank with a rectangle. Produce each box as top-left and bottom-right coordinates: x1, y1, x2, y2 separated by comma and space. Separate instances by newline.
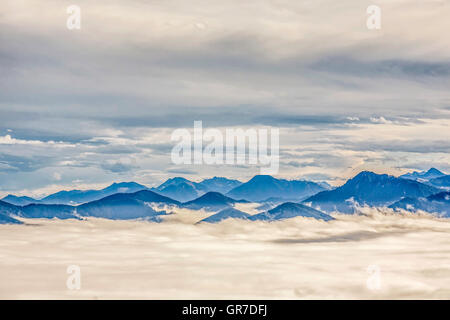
0, 209, 449, 299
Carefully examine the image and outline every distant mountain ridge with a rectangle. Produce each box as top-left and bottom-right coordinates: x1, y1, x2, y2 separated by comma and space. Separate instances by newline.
1, 195, 41, 206
183, 191, 248, 211
153, 177, 204, 202
399, 168, 450, 189
199, 202, 333, 223
76, 190, 179, 220
304, 171, 439, 213
1, 182, 148, 206
428, 175, 450, 188
0, 189, 180, 223
0, 200, 23, 224
390, 191, 450, 217
1, 175, 324, 206
198, 177, 243, 194
40, 182, 148, 205
21, 204, 78, 219
226, 175, 328, 202
249, 202, 334, 222
1, 169, 449, 224
154, 177, 242, 202
400, 168, 445, 181
198, 207, 251, 223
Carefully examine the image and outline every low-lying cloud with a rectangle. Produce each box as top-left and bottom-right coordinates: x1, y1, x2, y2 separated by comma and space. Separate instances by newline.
0, 208, 449, 299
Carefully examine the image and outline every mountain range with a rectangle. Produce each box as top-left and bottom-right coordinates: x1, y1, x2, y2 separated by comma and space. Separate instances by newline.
1, 182, 148, 206
198, 202, 333, 223
153, 177, 242, 202
399, 168, 450, 189
0, 200, 23, 224
399, 168, 445, 181
389, 191, 450, 217
303, 171, 440, 213
76, 190, 180, 220
427, 175, 450, 188
0, 169, 449, 224
183, 192, 248, 211
198, 207, 251, 223
1, 195, 39, 206
20, 204, 79, 219
226, 175, 329, 202
1, 175, 326, 205
249, 202, 334, 222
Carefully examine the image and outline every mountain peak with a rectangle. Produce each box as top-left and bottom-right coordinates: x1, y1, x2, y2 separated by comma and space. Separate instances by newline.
165, 177, 191, 184
106, 181, 146, 189
348, 171, 389, 184
426, 168, 444, 175
1, 194, 40, 206
156, 177, 194, 190
227, 175, 327, 202
249, 175, 277, 182
400, 168, 445, 181
304, 170, 439, 213
198, 207, 251, 224
40, 181, 147, 205
250, 201, 334, 221
354, 171, 382, 178
190, 191, 231, 202
183, 191, 245, 210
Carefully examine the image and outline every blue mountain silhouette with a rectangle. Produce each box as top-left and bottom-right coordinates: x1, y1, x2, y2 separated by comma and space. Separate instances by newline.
183, 192, 248, 211
154, 177, 242, 202
154, 178, 202, 202
303, 171, 439, 213
198, 207, 251, 223
0, 212, 22, 224
197, 177, 242, 194
249, 202, 333, 221
0, 190, 180, 222
390, 191, 450, 217
40, 182, 148, 205
1, 170, 449, 223
400, 168, 445, 181
1, 195, 41, 206
428, 175, 450, 188
76, 190, 179, 220
226, 175, 328, 202
20, 204, 79, 219
0, 200, 23, 224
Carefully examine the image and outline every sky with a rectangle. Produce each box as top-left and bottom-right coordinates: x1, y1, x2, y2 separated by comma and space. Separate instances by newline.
1, 208, 449, 298
1, 0, 450, 197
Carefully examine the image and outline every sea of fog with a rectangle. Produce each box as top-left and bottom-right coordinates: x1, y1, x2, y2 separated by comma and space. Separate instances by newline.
0, 207, 449, 299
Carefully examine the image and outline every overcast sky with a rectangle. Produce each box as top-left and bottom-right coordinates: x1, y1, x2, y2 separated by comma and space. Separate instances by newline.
1, 0, 450, 197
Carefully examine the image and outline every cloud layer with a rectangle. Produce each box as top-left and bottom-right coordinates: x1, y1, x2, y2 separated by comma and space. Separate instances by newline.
0, 208, 449, 299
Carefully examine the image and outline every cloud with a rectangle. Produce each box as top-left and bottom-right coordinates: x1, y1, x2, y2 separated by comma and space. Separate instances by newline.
0, 0, 449, 193
166, 168, 198, 175
0, 209, 449, 299
0, 153, 53, 172
100, 159, 138, 173
53, 172, 62, 181
0, 135, 45, 145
